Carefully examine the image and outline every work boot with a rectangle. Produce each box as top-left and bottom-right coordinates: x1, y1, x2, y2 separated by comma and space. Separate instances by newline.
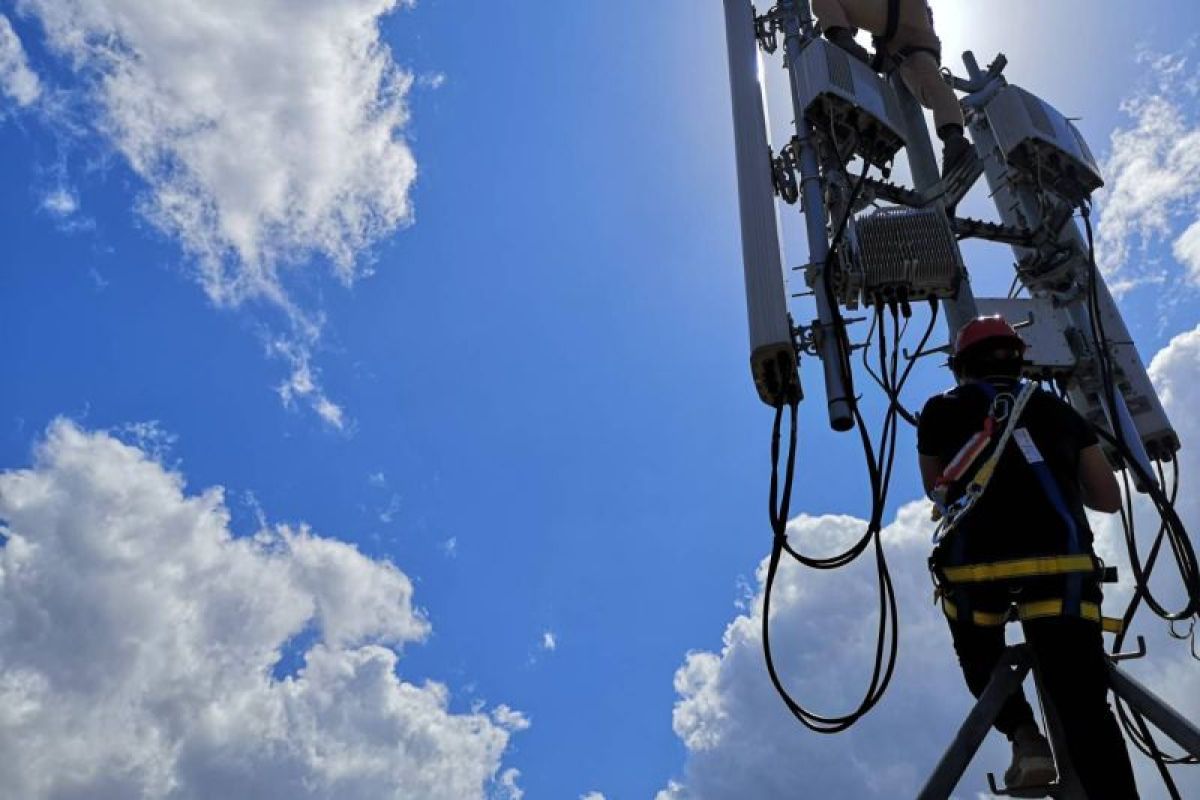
940, 128, 975, 184
823, 27, 871, 65
1004, 725, 1057, 789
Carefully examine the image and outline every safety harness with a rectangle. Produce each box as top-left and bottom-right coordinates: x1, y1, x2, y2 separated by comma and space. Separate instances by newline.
928, 381, 1122, 631
870, 0, 942, 71
931, 381, 1037, 541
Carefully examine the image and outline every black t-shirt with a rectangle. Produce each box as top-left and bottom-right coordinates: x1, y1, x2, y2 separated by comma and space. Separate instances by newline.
917, 380, 1098, 564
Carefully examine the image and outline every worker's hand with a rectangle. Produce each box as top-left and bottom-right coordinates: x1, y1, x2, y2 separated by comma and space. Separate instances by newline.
1078, 444, 1122, 512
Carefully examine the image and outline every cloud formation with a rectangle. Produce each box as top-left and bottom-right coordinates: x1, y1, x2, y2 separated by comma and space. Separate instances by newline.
1148, 323, 1200, 536
1096, 49, 1200, 290
0, 420, 523, 799
40, 186, 78, 217
1173, 221, 1200, 286
20, 0, 416, 304
659, 504, 986, 799
0, 14, 40, 107
17, 0, 421, 426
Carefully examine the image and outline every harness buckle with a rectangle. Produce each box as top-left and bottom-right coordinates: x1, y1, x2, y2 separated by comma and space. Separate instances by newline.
989, 392, 1015, 422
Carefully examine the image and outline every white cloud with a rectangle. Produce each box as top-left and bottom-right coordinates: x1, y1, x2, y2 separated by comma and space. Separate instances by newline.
0, 419, 522, 799
655, 782, 684, 800
1148, 324, 1200, 534
661, 326, 1200, 800
20, 0, 416, 305
497, 768, 524, 800
418, 71, 447, 90
18, 0, 421, 427
579, 793, 606, 800
661, 503, 981, 799
38, 180, 98, 234
1096, 48, 1200, 289
40, 186, 78, 217
269, 334, 347, 431
112, 418, 178, 461
378, 493, 402, 524
491, 705, 531, 733
541, 631, 557, 652
87, 265, 109, 290
0, 14, 40, 107
1173, 220, 1200, 286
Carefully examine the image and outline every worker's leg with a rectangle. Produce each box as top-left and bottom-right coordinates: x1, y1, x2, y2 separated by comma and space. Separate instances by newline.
1023, 616, 1140, 799
947, 616, 1038, 737
896, 50, 963, 132
812, 0, 886, 64
811, 0, 888, 34
896, 0, 935, 31
886, 6, 972, 181
894, 48, 971, 182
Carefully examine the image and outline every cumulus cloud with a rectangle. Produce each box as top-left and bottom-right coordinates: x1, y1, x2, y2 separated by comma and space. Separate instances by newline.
0, 15, 40, 107
1096, 48, 1200, 289
661, 326, 1200, 798
660, 504, 986, 799
20, 0, 416, 303
17, 0, 420, 426
542, 631, 557, 652
1148, 324, 1200, 537
1173, 221, 1200, 286
0, 420, 522, 799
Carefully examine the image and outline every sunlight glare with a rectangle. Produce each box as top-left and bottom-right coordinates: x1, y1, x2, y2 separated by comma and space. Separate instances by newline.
928, 0, 970, 64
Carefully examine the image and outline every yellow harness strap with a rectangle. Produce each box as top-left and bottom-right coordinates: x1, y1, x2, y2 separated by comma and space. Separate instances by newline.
940, 554, 1099, 584
1017, 599, 1125, 634
941, 599, 1010, 626
941, 597, 1124, 634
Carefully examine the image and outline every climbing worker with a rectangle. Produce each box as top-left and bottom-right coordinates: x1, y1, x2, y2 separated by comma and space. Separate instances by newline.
811, 0, 974, 184
916, 316, 1140, 796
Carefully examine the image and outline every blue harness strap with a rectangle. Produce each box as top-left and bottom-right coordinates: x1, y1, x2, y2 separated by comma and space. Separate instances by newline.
963, 381, 1085, 618
1025, 448, 1084, 616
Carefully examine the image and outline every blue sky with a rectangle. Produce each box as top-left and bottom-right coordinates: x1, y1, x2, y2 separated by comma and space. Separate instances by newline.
1, 1, 1199, 798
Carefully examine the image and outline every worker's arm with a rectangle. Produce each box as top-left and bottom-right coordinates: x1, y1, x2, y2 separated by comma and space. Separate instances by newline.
1078, 444, 1122, 513
919, 454, 943, 496
916, 396, 943, 496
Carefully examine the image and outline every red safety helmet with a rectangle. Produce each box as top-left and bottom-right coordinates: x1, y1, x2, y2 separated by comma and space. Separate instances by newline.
953, 315, 1026, 356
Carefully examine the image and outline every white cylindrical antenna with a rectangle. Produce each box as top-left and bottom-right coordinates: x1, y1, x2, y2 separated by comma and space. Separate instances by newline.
723, 0, 800, 406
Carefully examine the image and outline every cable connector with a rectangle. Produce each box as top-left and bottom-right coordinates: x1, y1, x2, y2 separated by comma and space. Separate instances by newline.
753, 6, 784, 54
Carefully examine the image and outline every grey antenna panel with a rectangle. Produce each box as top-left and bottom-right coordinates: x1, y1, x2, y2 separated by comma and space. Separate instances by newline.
792, 38, 907, 169
983, 85, 1104, 203
847, 207, 963, 306
974, 297, 1078, 378
1078, 283, 1180, 460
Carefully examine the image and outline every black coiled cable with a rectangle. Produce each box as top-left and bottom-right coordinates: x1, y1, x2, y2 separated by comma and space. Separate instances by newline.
1077, 205, 1200, 788
761, 157, 919, 733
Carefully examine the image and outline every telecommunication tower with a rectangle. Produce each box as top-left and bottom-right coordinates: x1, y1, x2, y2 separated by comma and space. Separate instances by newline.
722, 1, 1200, 796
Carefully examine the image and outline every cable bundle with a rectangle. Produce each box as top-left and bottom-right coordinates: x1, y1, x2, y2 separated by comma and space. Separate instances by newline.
761, 159, 933, 733
1078, 206, 1200, 796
